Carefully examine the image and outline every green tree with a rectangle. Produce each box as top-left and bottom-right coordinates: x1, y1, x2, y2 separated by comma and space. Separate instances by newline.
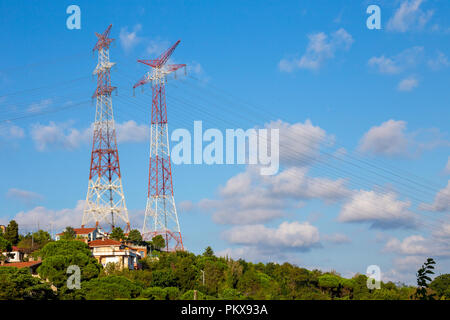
203, 246, 214, 257
4, 220, 19, 245
152, 235, 165, 251
18, 230, 52, 251
412, 258, 436, 300
141, 287, 166, 300
127, 229, 142, 242
0, 235, 12, 252
151, 269, 177, 287
164, 287, 180, 300
36, 240, 101, 289
60, 227, 76, 240
110, 227, 125, 241
430, 274, 450, 299
79, 275, 143, 300
0, 267, 55, 300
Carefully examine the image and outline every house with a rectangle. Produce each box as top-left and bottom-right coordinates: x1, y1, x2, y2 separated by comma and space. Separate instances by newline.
55, 227, 106, 241
1, 246, 25, 263
0, 260, 42, 275
89, 239, 141, 270
123, 241, 149, 259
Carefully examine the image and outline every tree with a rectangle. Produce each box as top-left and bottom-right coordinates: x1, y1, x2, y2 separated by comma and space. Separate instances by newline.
0, 267, 55, 300
79, 275, 143, 300
36, 240, 101, 289
18, 230, 52, 251
4, 220, 19, 245
141, 287, 166, 300
127, 229, 142, 242
203, 246, 214, 257
110, 227, 124, 241
0, 235, 12, 252
430, 274, 450, 299
412, 258, 436, 300
60, 227, 76, 240
152, 235, 165, 251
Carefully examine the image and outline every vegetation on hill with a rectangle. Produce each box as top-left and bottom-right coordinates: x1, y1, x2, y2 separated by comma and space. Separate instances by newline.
0, 221, 448, 300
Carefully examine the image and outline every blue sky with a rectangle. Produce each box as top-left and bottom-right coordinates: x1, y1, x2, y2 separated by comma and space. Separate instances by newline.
0, 0, 449, 284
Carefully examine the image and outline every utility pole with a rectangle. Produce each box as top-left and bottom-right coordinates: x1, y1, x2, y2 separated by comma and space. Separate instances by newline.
133, 40, 186, 251
201, 270, 205, 286
82, 24, 130, 233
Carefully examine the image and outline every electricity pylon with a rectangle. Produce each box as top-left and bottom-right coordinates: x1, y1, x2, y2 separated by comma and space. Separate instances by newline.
82, 24, 130, 233
133, 40, 186, 251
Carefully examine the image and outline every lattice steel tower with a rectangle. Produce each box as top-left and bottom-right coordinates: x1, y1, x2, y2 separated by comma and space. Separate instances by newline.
82, 25, 130, 232
133, 40, 186, 251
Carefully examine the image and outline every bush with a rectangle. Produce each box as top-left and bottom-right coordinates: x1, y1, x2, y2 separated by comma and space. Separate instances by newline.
79, 276, 143, 300
0, 267, 55, 300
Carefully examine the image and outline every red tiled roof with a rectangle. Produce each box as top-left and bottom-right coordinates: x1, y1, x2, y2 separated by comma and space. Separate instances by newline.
0, 261, 41, 268
56, 227, 96, 236
89, 239, 121, 247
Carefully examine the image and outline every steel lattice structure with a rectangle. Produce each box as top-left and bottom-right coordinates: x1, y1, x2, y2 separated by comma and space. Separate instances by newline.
82, 25, 130, 232
133, 40, 186, 251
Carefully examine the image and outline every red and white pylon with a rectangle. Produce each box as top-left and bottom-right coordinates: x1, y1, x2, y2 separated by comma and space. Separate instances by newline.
133, 40, 186, 251
82, 25, 130, 232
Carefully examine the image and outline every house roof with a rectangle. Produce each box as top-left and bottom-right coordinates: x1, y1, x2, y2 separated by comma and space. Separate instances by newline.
0, 261, 42, 268
89, 239, 122, 247
56, 227, 97, 236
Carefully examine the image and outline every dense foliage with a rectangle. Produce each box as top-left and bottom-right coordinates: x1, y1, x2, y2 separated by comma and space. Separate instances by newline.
36, 240, 101, 289
51, 247, 450, 300
0, 225, 448, 300
0, 267, 55, 300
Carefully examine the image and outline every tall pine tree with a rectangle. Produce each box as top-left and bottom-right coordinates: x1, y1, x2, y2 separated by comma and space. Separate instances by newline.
4, 220, 19, 246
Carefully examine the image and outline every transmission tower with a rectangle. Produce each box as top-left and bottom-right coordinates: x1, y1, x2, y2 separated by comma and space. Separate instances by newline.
82, 24, 130, 232
133, 40, 186, 251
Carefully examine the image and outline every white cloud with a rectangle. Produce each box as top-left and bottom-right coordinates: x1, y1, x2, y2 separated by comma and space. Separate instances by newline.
196, 119, 348, 225
223, 221, 320, 250
266, 119, 334, 167
419, 180, 450, 212
279, 28, 353, 72
146, 38, 170, 55
27, 98, 52, 114
397, 76, 419, 91
359, 119, 449, 157
323, 233, 352, 244
428, 51, 450, 70
368, 56, 401, 74
178, 200, 194, 213
384, 235, 429, 255
119, 24, 143, 52
368, 47, 424, 74
115, 120, 149, 143
262, 166, 350, 202
338, 190, 416, 229
6, 188, 43, 206
30, 120, 149, 151
0, 123, 25, 140
433, 222, 450, 240
200, 163, 350, 225
13, 200, 85, 233
387, 0, 433, 32
30, 121, 91, 151
359, 120, 410, 156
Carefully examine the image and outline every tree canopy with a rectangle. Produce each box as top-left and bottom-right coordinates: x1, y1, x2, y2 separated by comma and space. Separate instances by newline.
4, 220, 19, 245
